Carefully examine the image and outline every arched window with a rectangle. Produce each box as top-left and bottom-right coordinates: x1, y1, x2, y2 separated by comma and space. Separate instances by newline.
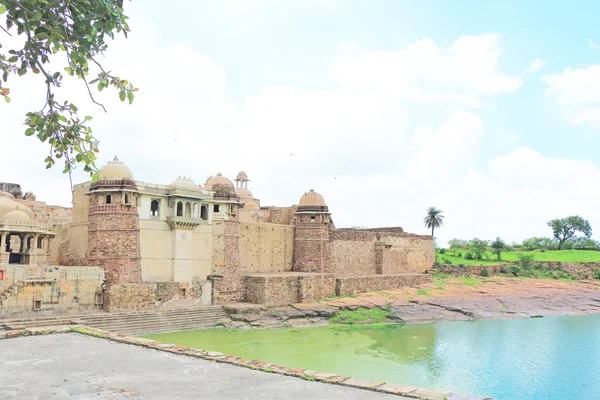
201, 205, 208, 220
185, 202, 191, 218
193, 203, 199, 218
176, 201, 183, 217
150, 200, 160, 217
106, 195, 112, 204
124, 193, 130, 204
27, 237, 32, 249
37, 237, 43, 249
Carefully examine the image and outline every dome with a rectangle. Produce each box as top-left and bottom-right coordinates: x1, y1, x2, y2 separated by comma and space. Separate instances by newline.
0, 192, 34, 219
2, 209, 31, 223
97, 156, 135, 181
205, 173, 234, 190
299, 189, 326, 207
236, 171, 248, 181
168, 176, 201, 191
0, 191, 15, 200
236, 188, 253, 198
244, 201, 259, 210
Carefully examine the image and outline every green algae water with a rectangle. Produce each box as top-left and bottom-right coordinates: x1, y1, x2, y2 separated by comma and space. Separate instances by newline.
143, 314, 600, 400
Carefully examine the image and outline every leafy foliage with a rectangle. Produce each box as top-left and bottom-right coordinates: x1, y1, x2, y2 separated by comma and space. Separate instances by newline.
0, 0, 137, 177
424, 207, 444, 238
547, 216, 592, 250
516, 253, 535, 271
469, 238, 488, 259
490, 237, 505, 260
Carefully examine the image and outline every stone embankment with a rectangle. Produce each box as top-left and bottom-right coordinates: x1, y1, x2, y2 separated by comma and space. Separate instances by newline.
222, 276, 600, 328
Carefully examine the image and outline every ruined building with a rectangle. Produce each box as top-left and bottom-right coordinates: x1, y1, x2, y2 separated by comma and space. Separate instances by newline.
0, 158, 434, 316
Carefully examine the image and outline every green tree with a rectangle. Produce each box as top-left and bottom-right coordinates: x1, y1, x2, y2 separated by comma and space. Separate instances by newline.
423, 207, 444, 239
469, 238, 488, 259
547, 216, 592, 250
490, 237, 505, 261
0, 0, 136, 178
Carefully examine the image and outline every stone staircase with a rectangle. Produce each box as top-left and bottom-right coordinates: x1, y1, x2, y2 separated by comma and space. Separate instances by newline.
78, 306, 229, 335
1, 314, 81, 331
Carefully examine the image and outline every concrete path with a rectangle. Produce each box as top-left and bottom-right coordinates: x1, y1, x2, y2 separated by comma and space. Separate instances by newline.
0, 333, 407, 400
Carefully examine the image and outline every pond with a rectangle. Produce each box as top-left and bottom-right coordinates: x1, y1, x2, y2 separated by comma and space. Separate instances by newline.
143, 314, 600, 400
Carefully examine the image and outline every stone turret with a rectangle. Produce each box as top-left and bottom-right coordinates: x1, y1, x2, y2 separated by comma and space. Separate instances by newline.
293, 189, 331, 273
86, 156, 141, 283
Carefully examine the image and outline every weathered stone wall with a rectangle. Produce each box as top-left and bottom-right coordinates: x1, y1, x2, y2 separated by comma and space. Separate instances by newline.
87, 191, 141, 283
329, 229, 434, 275
244, 273, 335, 306
436, 261, 600, 280
240, 222, 294, 273
0, 265, 104, 318
294, 214, 330, 273
211, 220, 243, 304
103, 283, 155, 312
329, 230, 378, 275
262, 206, 297, 225
335, 274, 432, 296
298, 274, 336, 302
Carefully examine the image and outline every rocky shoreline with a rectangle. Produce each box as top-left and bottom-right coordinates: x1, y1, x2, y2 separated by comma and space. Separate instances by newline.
221, 276, 600, 329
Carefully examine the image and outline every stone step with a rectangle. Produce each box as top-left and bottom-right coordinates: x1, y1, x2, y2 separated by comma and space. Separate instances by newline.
79, 311, 228, 324
84, 316, 227, 330
94, 320, 226, 335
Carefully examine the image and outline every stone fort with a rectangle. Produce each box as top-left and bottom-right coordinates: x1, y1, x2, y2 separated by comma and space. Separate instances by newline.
0, 157, 434, 316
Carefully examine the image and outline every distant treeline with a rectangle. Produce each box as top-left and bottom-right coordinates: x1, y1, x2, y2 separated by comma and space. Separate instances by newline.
447, 237, 600, 252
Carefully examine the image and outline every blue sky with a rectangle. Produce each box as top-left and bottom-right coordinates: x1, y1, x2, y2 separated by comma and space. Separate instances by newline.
3, 0, 600, 246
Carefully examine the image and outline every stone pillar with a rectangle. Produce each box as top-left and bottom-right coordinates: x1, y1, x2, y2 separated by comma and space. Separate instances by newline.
0, 233, 8, 264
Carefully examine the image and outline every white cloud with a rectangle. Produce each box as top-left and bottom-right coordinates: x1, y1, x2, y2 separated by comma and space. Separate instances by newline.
589, 40, 600, 50
526, 57, 545, 73
542, 65, 600, 128
333, 34, 522, 107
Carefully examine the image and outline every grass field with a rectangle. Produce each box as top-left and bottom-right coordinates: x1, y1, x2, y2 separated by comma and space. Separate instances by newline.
436, 249, 600, 265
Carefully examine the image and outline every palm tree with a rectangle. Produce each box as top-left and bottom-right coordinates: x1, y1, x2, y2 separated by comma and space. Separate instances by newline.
424, 207, 444, 238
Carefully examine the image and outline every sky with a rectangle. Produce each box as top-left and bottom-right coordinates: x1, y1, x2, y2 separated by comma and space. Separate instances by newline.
2, 0, 600, 246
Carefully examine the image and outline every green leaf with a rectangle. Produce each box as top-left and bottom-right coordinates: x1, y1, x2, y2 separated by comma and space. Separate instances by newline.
25, 128, 35, 136
91, 173, 100, 183
119, 90, 126, 101
31, 10, 42, 21
57, 115, 67, 122
8, 56, 18, 63
4, 96, 10, 103
0, 6, 6, 14
127, 91, 134, 104
70, 104, 78, 112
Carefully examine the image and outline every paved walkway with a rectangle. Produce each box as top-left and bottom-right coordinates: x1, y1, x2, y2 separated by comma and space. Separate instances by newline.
0, 333, 407, 400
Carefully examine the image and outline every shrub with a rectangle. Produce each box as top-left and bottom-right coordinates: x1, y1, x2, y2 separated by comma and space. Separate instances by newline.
540, 249, 545, 252
517, 254, 535, 271
500, 266, 508, 274
594, 268, 600, 280
480, 268, 490, 277
464, 252, 474, 260
455, 251, 462, 257
441, 257, 452, 265
510, 265, 521, 277
439, 248, 446, 254
475, 253, 483, 260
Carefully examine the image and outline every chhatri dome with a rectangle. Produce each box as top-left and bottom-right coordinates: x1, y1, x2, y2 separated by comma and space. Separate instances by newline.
204, 173, 234, 190
0, 191, 34, 220
299, 189, 327, 207
168, 176, 202, 191
2, 209, 31, 223
236, 187, 253, 198
97, 156, 135, 181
